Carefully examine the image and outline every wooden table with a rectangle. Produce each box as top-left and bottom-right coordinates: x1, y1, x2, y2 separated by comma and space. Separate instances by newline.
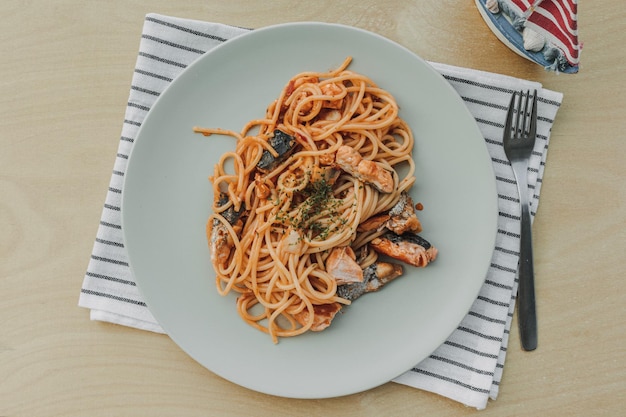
2, 1, 624, 415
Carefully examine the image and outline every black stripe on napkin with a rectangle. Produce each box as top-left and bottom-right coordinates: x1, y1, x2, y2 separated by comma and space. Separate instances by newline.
134, 68, 174, 83
81, 289, 146, 306
145, 15, 233, 42
430, 355, 495, 376
411, 368, 491, 394
141, 34, 206, 55
85, 271, 135, 286
138, 52, 189, 69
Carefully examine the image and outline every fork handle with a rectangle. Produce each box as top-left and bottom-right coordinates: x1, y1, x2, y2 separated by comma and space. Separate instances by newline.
513, 160, 538, 351
519, 197, 537, 350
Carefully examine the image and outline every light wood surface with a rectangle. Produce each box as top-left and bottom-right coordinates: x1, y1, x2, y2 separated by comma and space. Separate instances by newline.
1, 1, 625, 416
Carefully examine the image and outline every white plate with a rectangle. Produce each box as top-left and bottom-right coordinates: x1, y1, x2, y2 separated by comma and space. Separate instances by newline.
122, 22, 498, 399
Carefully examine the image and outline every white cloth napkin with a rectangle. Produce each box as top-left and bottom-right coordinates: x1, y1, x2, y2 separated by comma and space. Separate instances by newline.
78, 13, 563, 410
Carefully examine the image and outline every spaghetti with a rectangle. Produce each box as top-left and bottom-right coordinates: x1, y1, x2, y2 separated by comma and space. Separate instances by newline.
194, 57, 435, 343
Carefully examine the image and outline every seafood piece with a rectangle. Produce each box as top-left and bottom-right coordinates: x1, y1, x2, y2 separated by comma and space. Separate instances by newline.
281, 229, 303, 254
293, 302, 342, 331
320, 82, 343, 109
336, 262, 404, 302
326, 246, 364, 285
387, 192, 422, 234
216, 193, 245, 224
318, 151, 335, 166
254, 173, 272, 199
257, 130, 298, 173
294, 91, 314, 114
209, 193, 245, 269
357, 214, 389, 232
310, 165, 341, 186
370, 231, 437, 267
353, 245, 370, 264
356, 192, 422, 234
335, 145, 394, 193
319, 108, 342, 121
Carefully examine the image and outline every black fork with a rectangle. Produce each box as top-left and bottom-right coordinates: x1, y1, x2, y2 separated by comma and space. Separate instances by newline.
503, 90, 538, 351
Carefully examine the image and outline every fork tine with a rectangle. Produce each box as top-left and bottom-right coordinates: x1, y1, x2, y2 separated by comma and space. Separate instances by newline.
529, 89, 538, 138
522, 90, 531, 135
515, 90, 524, 137
504, 91, 516, 139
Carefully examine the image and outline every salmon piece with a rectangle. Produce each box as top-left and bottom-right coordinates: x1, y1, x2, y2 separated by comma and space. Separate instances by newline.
209, 221, 231, 270
209, 193, 245, 270
387, 192, 422, 234
336, 262, 404, 301
293, 302, 342, 331
326, 246, 364, 285
357, 214, 389, 233
320, 82, 343, 109
370, 231, 437, 267
357, 193, 422, 234
335, 145, 394, 193
318, 151, 335, 166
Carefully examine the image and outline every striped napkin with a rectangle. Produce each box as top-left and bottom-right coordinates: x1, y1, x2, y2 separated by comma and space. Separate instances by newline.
78, 14, 563, 410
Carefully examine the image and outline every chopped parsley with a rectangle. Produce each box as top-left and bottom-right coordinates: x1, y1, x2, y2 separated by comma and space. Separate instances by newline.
274, 174, 347, 241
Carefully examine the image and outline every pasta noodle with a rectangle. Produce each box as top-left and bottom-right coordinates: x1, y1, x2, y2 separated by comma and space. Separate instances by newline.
194, 57, 430, 343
